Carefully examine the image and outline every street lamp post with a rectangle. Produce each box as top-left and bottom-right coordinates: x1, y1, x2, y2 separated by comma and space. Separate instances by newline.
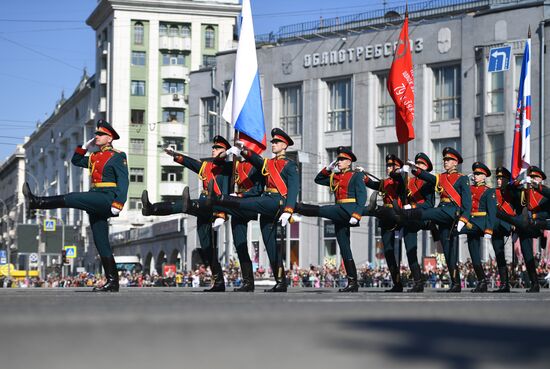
35, 180, 58, 280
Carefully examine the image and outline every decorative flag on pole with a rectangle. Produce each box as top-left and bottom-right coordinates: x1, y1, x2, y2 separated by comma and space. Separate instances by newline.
222, 0, 266, 154
387, 11, 415, 144
511, 31, 531, 179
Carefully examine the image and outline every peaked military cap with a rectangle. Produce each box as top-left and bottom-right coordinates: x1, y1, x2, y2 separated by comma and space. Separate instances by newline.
336, 146, 357, 162
386, 154, 403, 168
442, 147, 463, 164
472, 162, 491, 177
95, 119, 120, 140
414, 152, 433, 172
495, 167, 512, 179
212, 135, 231, 150
528, 166, 547, 180
270, 128, 294, 146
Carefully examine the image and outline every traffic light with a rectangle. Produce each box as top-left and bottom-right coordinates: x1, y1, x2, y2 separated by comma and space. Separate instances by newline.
61, 249, 68, 265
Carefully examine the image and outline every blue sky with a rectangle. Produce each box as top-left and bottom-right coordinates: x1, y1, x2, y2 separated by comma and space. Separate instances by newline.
0, 0, 411, 161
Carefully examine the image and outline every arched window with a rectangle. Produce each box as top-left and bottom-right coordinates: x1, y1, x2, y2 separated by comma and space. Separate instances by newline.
205, 26, 215, 49
181, 25, 191, 38
159, 24, 167, 37
134, 22, 144, 45
169, 25, 179, 37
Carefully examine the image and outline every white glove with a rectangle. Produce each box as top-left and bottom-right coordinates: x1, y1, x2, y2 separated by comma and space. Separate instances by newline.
484, 233, 492, 240
225, 146, 242, 158
355, 166, 365, 173
325, 159, 338, 172
521, 177, 532, 185
235, 140, 245, 149
406, 160, 416, 167
401, 165, 410, 173
403, 204, 412, 210
291, 214, 302, 223
111, 207, 121, 216
456, 220, 466, 232
83, 138, 96, 151
349, 217, 359, 226
164, 147, 176, 157
279, 212, 292, 227
212, 217, 225, 230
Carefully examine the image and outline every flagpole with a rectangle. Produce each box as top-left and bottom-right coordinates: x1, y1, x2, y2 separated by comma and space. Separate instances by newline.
538, 23, 544, 170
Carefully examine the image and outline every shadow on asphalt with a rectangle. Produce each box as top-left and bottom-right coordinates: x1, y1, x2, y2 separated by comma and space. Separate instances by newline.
337, 319, 549, 369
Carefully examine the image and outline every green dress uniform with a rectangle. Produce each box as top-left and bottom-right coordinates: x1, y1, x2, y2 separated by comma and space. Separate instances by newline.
23, 120, 128, 292
459, 162, 496, 292
210, 128, 299, 292
142, 135, 232, 292
294, 147, 366, 292
395, 147, 471, 292
364, 154, 406, 292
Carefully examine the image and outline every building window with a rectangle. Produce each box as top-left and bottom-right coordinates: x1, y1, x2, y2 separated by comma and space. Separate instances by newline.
129, 139, 145, 155
377, 73, 395, 127
131, 80, 145, 96
181, 25, 191, 38
134, 22, 144, 45
432, 138, 461, 172
279, 85, 302, 136
163, 137, 184, 152
131, 51, 146, 66
202, 55, 216, 67
162, 109, 184, 123
475, 61, 484, 116
159, 24, 167, 37
129, 197, 142, 210
205, 26, 215, 49
327, 78, 352, 131
131, 109, 145, 124
162, 52, 186, 65
169, 25, 179, 37
161, 167, 183, 182
201, 97, 217, 143
488, 71, 504, 113
162, 80, 185, 95
377, 143, 404, 178
487, 133, 505, 170
432, 65, 461, 121
514, 54, 524, 102
130, 168, 144, 183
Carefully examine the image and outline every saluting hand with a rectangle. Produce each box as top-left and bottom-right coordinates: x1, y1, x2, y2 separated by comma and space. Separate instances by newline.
326, 159, 338, 172
83, 138, 96, 152
355, 166, 366, 173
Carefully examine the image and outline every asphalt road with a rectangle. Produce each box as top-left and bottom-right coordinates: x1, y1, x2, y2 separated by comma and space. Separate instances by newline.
1, 288, 549, 369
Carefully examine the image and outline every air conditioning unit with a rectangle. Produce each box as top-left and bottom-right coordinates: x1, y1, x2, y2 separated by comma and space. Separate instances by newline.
172, 93, 180, 101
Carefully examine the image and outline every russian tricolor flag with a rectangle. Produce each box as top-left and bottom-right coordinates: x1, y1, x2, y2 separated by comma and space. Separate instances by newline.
511, 35, 531, 179
222, 0, 266, 154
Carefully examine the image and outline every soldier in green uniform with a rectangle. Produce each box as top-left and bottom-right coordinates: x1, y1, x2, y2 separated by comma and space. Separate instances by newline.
22, 120, 129, 292
491, 167, 516, 292
208, 128, 300, 292
459, 162, 496, 293
292, 147, 366, 292
497, 166, 549, 292
141, 135, 232, 292
393, 147, 472, 292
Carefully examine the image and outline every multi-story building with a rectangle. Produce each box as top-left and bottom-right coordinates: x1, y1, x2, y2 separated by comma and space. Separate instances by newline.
188, 0, 550, 269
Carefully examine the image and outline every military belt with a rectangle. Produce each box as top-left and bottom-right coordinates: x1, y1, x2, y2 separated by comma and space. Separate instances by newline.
471, 212, 487, 217
383, 204, 393, 208
266, 188, 279, 193
92, 182, 117, 188
440, 198, 452, 203
336, 198, 356, 204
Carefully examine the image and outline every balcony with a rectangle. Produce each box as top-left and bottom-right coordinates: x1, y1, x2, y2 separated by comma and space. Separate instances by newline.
159, 181, 185, 196
159, 36, 191, 51
161, 65, 189, 80
159, 121, 185, 138
160, 94, 188, 109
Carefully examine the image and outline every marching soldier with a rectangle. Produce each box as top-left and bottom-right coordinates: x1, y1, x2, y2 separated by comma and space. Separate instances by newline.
23, 120, 129, 292
497, 166, 549, 292
459, 162, 496, 293
293, 147, 366, 292
209, 128, 299, 292
491, 167, 516, 293
361, 154, 406, 292
141, 135, 232, 292
394, 147, 471, 292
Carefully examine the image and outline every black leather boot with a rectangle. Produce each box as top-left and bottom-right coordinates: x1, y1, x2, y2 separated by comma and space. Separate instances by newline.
93, 256, 119, 292
526, 259, 540, 293
366, 192, 378, 213
471, 264, 488, 293
141, 190, 174, 216
393, 203, 422, 227
204, 260, 225, 292
234, 261, 254, 292
407, 264, 424, 292
265, 264, 287, 292
294, 203, 320, 217
446, 268, 461, 292
493, 266, 510, 293
496, 210, 529, 230
339, 259, 359, 292
23, 182, 66, 210
385, 264, 403, 292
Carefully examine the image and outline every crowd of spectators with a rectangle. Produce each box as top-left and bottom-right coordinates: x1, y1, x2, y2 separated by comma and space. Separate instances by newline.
2, 258, 550, 290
